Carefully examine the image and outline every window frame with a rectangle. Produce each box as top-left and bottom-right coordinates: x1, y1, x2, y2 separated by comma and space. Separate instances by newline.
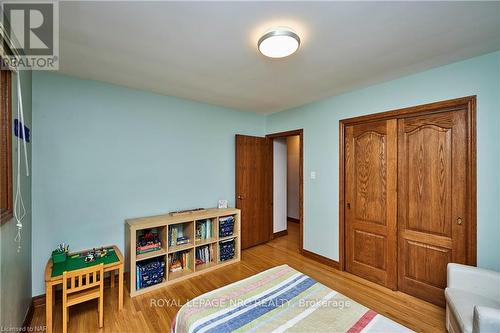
0, 67, 13, 224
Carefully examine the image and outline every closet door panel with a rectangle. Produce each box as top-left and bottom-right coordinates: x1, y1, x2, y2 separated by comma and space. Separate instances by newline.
345, 119, 397, 290
406, 122, 452, 236
398, 110, 467, 306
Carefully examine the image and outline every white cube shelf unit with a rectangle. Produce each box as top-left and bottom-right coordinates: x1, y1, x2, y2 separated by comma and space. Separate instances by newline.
126, 208, 240, 297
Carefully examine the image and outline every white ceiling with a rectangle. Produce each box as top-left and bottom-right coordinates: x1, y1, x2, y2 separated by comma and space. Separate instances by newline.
59, 1, 500, 114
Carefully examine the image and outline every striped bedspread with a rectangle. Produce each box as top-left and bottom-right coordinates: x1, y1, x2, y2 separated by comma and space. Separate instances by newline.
173, 265, 413, 333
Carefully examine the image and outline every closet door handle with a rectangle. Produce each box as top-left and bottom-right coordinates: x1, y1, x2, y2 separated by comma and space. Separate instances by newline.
457, 217, 463, 225
346, 203, 351, 209
238, 195, 244, 200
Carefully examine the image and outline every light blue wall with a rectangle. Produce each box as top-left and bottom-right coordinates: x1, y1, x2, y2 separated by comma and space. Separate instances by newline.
0, 71, 32, 328
31, 72, 266, 296
267, 51, 500, 271
31, 51, 500, 296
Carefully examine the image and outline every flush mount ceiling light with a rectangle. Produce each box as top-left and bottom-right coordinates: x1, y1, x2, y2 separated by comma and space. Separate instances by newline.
258, 27, 300, 58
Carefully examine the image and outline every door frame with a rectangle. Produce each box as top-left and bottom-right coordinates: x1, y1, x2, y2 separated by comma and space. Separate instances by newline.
338, 96, 477, 271
266, 129, 304, 253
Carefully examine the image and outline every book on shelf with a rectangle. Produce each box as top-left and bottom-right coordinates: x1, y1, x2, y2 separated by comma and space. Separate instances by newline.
219, 216, 235, 238
195, 245, 213, 265
136, 228, 162, 255
137, 243, 161, 252
169, 251, 192, 273
195, 219, 213, 242
219, 239, 235, 262
169, 224, 191, 247
136, 258, 165, 289
176, 236, 190, 245
137, 246, 162, 255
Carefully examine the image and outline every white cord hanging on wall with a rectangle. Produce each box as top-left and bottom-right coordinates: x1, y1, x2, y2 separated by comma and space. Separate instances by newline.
13, 73, 29, 253
1, 22, 29, 252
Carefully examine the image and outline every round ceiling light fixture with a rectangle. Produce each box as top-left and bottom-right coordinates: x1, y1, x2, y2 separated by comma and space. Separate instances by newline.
258, 27, 300, 58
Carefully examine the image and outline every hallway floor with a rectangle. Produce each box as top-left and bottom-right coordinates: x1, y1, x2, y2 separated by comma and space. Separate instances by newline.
269, 221, 300, 252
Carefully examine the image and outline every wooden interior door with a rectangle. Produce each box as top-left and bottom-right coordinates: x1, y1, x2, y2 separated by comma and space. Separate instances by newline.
235, 135, 272, 249
398, 110, 468, 306
345, 119, 398, 289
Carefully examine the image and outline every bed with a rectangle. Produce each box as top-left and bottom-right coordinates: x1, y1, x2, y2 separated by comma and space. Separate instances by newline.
173, 265, 413, 333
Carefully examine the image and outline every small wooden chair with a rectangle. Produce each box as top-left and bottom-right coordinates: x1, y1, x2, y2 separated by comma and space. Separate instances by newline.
62, 263, 104, 333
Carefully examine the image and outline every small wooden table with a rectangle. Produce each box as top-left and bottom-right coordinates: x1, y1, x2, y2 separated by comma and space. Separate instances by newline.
44, 245, 124, 333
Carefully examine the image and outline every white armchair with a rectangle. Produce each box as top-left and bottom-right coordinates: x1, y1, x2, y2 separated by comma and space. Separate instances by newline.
445, 263, 500, 333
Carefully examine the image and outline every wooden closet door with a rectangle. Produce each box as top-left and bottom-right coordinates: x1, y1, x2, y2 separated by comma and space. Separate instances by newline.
345, 119, 398, 289
398, 110, 468, 306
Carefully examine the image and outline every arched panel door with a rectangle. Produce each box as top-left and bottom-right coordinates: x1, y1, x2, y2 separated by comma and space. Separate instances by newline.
398, 110, 468, 306
345, 119, 398, 290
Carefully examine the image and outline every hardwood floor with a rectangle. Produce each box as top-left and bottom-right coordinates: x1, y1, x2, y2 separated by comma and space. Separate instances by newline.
29, 224, 445, 332
271, 221, 300, 252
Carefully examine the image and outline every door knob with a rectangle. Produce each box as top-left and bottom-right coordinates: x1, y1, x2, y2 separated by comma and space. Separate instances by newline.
457, 217, 463, 225
238, 195, 244, 200
346, 203, 351, 209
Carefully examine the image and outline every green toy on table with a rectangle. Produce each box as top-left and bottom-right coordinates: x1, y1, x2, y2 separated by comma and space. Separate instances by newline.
51, 243, 69, 264
51, 246, 119, 277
